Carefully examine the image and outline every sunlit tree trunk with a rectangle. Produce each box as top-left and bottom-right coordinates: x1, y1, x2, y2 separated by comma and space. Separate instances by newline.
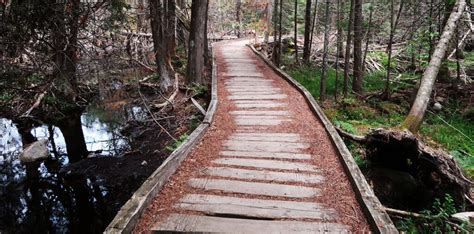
402, 0, 466, 132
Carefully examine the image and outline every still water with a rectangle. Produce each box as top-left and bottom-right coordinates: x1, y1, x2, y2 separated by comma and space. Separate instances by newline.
0, 105, 146, 233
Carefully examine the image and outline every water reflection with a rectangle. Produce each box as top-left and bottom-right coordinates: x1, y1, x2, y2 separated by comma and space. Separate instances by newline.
0, 104, 147, 233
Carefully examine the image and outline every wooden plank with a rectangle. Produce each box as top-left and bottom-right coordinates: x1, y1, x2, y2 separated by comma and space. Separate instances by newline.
152, 214, 349, 232
235, 102, 286, 109
175, 194, 335, 220
228, 134, 302, 142
213, 158, 319, 172
203, 167, 323, 184
234, 119, 288, 126
220, 150, 311, 160
223, 140, 309, 153
230, 110, 289, 116
229, 94, 287, 100
188, 178, 320, 198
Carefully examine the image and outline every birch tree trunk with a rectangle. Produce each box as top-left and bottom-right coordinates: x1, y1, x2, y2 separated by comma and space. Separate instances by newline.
402, 0, 466, 133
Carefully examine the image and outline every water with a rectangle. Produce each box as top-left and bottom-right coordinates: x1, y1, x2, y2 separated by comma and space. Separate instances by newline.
0, 105, 147, 233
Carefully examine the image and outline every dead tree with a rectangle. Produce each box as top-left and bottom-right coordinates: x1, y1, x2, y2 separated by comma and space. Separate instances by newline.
402, 0, 466, 133
187, 0, 207, 84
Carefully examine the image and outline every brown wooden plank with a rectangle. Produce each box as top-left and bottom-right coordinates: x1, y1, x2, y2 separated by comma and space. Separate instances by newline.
175, 194, 336, 220
188, 178, 320, 198
152, 214, 349, 232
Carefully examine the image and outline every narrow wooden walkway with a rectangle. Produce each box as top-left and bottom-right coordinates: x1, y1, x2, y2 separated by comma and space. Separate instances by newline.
126, 41, 393, 233
146, 41, 363, 232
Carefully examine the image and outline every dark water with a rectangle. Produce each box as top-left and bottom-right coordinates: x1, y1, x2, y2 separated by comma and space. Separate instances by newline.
0, 105, 146, 233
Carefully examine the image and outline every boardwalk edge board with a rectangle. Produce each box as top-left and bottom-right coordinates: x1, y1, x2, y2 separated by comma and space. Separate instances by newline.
104, 48, 219, 234
248, 44, 398, 233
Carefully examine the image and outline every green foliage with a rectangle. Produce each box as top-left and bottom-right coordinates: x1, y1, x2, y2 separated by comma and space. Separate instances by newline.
0, 92, 13, 102
165, 133, 188, 152
396, 194, 465, 233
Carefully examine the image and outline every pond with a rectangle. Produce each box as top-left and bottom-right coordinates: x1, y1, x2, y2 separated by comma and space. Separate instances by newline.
0, 105, 147, 233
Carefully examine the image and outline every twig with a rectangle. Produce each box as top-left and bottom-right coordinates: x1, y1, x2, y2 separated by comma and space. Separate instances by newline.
20, 90, 47, 118
154, 75, 179, 109
138, 89, 176, 141
191, 97, 206, 115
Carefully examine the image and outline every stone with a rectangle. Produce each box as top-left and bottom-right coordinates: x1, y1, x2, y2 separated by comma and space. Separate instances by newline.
19, 139, 49, 163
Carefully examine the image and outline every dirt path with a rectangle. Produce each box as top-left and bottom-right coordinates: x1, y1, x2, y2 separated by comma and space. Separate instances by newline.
134, 40, 370, 232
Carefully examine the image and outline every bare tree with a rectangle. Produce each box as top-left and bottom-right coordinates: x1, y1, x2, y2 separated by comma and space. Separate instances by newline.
402, 0, 466, 132
236, 0, 242, 38
187, 0, 208, 84
335, 0, 343, 100
384, 0, 404, 99
343, 0, 354, 96
320, 0, 331, 101
352, 0, 363, 94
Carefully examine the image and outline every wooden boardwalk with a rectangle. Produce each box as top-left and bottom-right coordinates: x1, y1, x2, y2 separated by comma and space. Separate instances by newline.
150, 41, 354, 233
106, 40, 396, 233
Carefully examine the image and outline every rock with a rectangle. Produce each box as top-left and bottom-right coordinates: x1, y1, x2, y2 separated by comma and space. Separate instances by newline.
451, 212, 474, 223
141, 160, 148, 166
19, 139, 49, 163
433, 102, 443, 111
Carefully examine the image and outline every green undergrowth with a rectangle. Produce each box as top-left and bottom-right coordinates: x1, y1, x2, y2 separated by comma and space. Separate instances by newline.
165, 133, 188, 152
286, 65, 474, 179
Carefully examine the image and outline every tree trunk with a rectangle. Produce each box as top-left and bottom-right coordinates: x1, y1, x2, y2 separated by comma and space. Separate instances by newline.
294, 0, 298, 64
150, 0, 173, 91
384, 0, 404, 99
303, 0, 312, 63
362, 1, 373, 72
335, 0, 342, 100
272, 0, 280, 66
278, 0, 283, 65
264, 2, 272, 43
58, 113, 88, 162
402, 0, 466, 133
204, 0, 210, 66
309, 0, 319, 54
343, 0, 354, 96
166, 0, 177, 58
53, 0, 80, 100
320, 0, 331, 101
236, 0, 242, 38
187, 0, 207, 84
352, 0, 363, 94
